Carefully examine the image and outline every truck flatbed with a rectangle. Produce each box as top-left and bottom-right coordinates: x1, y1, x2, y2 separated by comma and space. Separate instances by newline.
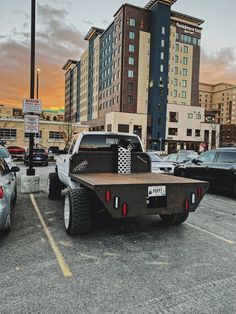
70, 172, 206, 190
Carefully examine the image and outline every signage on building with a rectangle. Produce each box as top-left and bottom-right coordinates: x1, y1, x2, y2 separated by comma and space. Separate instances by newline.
24, 115, 39, 133
23, 98, 42, 114
13, 108, 23, 117
176, 22, 201, 36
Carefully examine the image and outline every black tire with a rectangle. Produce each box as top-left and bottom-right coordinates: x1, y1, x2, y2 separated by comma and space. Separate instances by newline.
12, 186, 17, 205
48, 173, 63, 200
160, 213, 189, 225
232, 182, 236, 198
64, 188, 91, 236
2, 212, 11, 234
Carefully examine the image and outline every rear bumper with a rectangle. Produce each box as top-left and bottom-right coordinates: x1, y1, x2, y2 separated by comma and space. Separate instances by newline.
94, 181, 208, 218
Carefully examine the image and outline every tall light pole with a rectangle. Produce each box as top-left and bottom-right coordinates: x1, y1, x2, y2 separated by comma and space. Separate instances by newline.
27, 0, 36, 176
36, 68, 41, 99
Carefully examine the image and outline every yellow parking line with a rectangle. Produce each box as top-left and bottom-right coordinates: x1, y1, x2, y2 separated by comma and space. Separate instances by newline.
186, 223, 235, 245
30, 194, 73, 278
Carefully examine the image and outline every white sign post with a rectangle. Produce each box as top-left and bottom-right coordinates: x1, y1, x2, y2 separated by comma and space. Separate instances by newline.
23, 98, 42, 115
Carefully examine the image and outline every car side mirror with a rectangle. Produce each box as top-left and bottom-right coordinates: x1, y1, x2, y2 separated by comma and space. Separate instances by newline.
193, 159, 202, 165
10, 166, 20, 173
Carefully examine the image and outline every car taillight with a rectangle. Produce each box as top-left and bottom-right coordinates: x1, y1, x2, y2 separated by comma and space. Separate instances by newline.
197, 187, 203, 198
0, 187, 3, 199
105, 190, 111, 202
184, 199, 189, 213
122, 202, 128, 216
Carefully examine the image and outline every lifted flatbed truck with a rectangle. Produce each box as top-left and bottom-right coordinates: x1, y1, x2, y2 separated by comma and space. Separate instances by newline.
48, 132, 208, 236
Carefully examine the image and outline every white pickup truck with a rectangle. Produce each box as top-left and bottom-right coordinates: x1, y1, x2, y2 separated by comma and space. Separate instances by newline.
48, 132, 208, 236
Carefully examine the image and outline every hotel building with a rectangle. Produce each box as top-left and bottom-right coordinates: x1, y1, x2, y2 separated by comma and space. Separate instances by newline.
63, 0, 219, 151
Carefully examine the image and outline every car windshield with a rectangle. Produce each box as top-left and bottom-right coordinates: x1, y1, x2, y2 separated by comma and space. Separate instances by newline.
148, 153, 163, 162
0, 147, 9, 158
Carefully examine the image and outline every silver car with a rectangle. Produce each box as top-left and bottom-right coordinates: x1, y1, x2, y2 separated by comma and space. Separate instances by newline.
147, 152, 174, 174
0, 157, 19, 234
0, 146, 14, 169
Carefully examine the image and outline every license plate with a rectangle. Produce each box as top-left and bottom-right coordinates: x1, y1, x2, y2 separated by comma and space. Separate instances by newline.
148, 186, 166, 197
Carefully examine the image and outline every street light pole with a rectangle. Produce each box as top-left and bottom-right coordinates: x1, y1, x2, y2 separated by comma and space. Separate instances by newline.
27, 0, 36, 176
36, 68, 41, 99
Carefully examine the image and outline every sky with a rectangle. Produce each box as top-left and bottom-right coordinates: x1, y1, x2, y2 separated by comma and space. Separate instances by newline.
0, 0, 236, 110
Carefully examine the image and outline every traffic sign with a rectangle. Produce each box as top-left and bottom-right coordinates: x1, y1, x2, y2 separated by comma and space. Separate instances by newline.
23, 98, 42, 114
24, 115, 39, 133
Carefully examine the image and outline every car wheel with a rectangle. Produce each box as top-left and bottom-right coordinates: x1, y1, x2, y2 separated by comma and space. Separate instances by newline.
160, 213, 189, 225
2, 212, 11, 234
64, 188, 91, 236
48, 173, 63, 199
232, 181, 236, 198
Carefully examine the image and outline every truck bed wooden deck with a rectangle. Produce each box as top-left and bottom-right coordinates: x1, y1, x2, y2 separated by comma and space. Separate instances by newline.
70, 172, 207, 190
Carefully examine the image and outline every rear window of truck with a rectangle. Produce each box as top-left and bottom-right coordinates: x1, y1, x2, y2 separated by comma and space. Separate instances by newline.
79, 134, 142, 152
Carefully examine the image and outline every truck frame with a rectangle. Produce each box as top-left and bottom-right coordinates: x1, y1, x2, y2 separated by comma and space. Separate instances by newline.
48, 132, 208, 236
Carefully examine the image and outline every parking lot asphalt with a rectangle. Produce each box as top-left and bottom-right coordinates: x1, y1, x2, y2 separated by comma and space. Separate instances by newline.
0, 162, 236, 313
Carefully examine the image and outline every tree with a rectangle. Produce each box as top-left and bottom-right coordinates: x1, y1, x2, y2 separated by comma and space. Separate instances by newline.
59, 122, 78, 148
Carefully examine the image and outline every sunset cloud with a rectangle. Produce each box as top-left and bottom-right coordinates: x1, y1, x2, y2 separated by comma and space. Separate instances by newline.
0, 3, 87, 110
200, 47, 236, 84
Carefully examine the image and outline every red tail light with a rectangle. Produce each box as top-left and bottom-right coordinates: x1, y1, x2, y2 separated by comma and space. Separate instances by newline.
0, 187, 4, 199
122, 202, 128, 216
105, 190, 111, 202
184, 199, 189, 213
197, 187, 203, 198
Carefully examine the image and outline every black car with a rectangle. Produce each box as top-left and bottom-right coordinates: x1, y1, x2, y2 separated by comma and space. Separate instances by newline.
24, 148, 48, 166
174, 148, 236, 196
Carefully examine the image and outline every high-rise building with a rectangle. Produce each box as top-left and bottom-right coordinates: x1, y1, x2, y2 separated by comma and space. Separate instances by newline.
199, 82, 236, 125
63, 0, 204, 149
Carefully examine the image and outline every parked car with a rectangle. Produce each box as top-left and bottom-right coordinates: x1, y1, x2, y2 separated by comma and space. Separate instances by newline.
174, 148, 236, 197
0, 157, 19, 234
48, 146, 60, 154
7, 146, 25, 159
24, 148, 48, 166
176, 150, 199, 158
0, 146, 14, 169
163, 153, 193, 165
147, 152, 174, 174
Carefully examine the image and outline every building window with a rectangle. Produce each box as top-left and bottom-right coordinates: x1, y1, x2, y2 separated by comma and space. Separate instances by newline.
175, 55, 179, 63
183, 57, 188, 65
128, 57, 135, 65
187, 129, 192, 136
182, 91, 187, 99
129, 44, 135, 52
129, 18, 136, 26
49, 131, 63, 140
195, 129, 200, 137
188, 113, 193, 119
128, 82, 134, 91
128, 95, 134, 103
175, 43, 179, 51
182, 80, 187, 87
0, 128, 17, 139
183, 68, 188, 76
183, 45, 188, 53
173, 90, 177, 97
25, 131, 42, 138
168, 128, 178, 136
196, 113, 201, 119
174, 67, 178, 74
169, 112, 179, 122
161, 39, 165, 47
129, 31, 135, 40
107, 124, 112, 132
128, 70, 134, 78
161, 27, 165, 34
174, 78, 178, 86
118, 124, 129, 132
160, 52, 164, 60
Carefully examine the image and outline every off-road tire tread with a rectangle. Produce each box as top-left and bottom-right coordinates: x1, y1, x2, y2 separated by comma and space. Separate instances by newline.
48, 172, 62, 200
160, 213, 189, 225
67, 188, 91, 236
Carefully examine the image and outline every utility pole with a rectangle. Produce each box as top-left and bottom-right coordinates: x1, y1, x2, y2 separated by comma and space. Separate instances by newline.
27, 0, 36, 176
